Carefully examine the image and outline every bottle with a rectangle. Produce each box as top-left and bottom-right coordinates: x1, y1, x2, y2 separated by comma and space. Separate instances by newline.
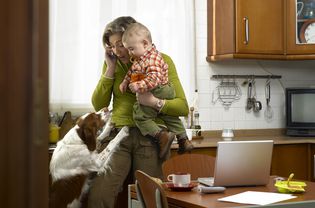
49, 112, 60, 143
189, 89, 199, 129
189, 107, 195, 129
191, 89, 201, 136
193, 110, 201, 136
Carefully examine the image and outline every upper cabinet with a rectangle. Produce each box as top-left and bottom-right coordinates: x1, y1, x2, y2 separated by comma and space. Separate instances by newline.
287, 0, 315, 55
207, 0, 315, 61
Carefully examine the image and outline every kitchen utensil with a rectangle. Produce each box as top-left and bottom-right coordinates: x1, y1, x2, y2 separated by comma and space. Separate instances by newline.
246, 79, 254, 110
251, 79, 262, 112
264, 79, 274, 121
212, 78, 242, 108
246, 78, 261, 112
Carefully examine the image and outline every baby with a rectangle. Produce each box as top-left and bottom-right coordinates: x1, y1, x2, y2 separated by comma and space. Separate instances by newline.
119, 22, 193, 158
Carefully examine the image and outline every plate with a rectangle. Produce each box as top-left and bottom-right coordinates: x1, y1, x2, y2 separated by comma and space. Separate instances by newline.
165, 183, 197, 192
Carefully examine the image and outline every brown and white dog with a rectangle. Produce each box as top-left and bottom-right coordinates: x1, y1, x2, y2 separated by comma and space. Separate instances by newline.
49, 108, 111, 208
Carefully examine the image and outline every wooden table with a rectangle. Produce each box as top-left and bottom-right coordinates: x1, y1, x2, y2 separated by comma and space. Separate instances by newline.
130, 177, 315, 208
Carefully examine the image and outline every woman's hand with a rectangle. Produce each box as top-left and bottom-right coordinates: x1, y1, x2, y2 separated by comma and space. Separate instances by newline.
137, 92, 164, 109
104, 46, 117, 77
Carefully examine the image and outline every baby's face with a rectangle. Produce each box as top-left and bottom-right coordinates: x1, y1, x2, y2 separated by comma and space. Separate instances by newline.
123, 38, 147, 59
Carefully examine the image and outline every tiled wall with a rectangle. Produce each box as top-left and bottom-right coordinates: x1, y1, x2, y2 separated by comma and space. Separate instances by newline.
195, 0, 315, 130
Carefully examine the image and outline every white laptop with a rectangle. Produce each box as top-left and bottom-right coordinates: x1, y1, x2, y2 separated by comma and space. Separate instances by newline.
198, 140, 274, 187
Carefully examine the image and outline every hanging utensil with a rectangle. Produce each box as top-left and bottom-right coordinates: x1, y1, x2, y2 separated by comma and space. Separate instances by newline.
246, 79, 253, 110
251, 79, 262, 112
212, 78, 242, 108
264, 79, 274, 121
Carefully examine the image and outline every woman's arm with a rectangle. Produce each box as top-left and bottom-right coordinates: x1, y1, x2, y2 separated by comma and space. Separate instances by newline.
91, 62, 114, 111
161, 54, 189, 116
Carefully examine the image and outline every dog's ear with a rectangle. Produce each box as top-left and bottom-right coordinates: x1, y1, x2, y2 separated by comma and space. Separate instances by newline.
76, 113, 98, 151
82, 128, 97, 151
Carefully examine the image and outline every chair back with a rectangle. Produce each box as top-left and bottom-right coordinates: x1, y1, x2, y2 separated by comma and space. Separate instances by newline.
135, 170, 168, 208
162, 154, 215, 180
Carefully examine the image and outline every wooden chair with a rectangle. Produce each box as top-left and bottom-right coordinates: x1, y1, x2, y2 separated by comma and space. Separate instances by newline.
134, 170, 168, 208
162, 153, 216, 181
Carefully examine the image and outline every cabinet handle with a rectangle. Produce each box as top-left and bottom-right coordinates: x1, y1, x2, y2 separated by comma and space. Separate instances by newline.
243, 17, 249, 45
314, 155, 315, 179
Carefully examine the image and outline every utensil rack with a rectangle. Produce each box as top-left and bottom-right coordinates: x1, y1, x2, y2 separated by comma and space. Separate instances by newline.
211, 75, 282, 80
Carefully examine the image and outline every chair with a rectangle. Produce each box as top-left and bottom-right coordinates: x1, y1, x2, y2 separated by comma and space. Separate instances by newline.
162, 153, 216, 180
134, 170, 168, 208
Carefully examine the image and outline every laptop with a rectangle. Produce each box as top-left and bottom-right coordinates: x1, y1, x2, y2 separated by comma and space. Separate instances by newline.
198, 140, 274, 187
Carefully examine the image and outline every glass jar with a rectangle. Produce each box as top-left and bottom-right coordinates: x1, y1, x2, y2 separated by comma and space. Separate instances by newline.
303, 1, 315, 19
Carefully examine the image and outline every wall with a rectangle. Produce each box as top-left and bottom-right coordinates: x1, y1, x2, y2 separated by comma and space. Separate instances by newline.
195, 0, 315, 130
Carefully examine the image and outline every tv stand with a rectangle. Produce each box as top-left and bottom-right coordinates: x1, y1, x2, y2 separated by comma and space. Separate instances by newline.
286, 129, 315, 137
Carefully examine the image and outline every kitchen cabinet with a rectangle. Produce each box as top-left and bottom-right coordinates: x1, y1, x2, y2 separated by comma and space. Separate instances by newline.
287, 0, 315, 55
235, 0, 284, 55
207, 0, 315, 61
271, 144, 310, 180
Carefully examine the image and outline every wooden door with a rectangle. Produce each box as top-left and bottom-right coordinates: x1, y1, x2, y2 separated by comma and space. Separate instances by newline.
286, 0, 315, 54
235, 0, 285, 54
0, 0, 49, 207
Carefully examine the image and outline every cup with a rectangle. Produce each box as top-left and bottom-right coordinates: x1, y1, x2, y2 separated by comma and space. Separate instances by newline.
186, 129, 201, 140
186, 129, 193, 140
167, 173, 191, 187
222, 128, 234, 141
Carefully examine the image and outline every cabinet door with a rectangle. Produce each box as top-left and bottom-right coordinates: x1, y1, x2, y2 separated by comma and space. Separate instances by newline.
287, 0, 315, 54
272, 144, 310, 180
235, 0, 284, 54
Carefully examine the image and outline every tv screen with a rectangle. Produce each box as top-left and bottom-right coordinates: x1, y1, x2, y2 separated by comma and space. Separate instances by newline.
286, 88, 315, 136
291, 93, 315, 123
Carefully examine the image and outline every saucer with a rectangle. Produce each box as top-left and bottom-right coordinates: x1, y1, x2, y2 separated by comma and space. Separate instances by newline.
165, 183, 197, 192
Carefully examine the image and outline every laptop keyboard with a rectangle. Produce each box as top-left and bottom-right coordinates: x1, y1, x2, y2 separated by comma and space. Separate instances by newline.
197, 177, 214, 186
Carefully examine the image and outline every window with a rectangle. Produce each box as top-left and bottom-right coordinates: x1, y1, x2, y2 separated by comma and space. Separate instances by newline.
49, 0, 195, 114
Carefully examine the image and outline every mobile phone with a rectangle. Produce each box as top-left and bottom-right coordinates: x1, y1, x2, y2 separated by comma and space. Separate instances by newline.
105, 44, 116, 59
107, 51, 116, 59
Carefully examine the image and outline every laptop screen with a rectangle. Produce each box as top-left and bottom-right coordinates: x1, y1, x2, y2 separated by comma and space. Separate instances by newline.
213, 140, 274, 187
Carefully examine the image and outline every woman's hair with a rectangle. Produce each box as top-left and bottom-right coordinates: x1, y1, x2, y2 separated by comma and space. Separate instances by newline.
103, 16, 137, 47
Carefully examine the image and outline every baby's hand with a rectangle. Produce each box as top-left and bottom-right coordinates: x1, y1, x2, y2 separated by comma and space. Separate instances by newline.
129, 82, 140, 93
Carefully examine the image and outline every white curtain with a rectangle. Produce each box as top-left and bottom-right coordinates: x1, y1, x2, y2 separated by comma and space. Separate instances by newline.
49, 0, 195, 113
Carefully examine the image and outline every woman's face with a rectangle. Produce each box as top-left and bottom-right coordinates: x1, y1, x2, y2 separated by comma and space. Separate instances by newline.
108, 33, 130, 64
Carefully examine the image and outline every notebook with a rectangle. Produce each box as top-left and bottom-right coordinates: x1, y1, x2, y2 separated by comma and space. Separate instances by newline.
198, 140, 274, 187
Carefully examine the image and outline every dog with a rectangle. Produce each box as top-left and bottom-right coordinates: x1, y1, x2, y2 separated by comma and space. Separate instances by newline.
49, 108, 111, 208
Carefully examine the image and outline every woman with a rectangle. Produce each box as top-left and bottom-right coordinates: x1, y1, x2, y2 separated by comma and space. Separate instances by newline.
88, 16, 189, 208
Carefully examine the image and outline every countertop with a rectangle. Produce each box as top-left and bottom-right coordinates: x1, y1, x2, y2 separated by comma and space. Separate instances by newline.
171, 128, 315, 149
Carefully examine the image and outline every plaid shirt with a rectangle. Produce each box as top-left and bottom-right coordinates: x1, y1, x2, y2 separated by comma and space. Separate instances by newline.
123, 44, 168, 93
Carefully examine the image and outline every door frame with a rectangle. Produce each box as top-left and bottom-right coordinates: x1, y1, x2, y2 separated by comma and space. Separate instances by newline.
0, 0, 49, 207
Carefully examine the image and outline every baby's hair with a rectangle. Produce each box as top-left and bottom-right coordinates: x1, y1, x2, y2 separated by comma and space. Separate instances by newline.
103, 16, 137, 47
122, 22, 152, 44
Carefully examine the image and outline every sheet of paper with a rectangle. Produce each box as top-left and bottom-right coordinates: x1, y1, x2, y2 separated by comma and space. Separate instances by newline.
218, 191, 297, 206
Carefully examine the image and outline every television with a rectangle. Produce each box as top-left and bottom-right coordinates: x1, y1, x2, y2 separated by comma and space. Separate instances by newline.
286, 88, 315, 136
